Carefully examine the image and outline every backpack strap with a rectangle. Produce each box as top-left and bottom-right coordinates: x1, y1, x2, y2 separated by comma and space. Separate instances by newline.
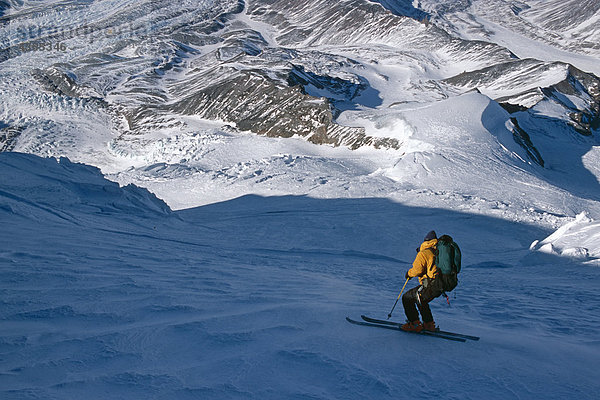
423, 247, 438, 268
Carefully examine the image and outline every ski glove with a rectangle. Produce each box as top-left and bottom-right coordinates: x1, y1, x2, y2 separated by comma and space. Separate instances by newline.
405, 271, 410, 280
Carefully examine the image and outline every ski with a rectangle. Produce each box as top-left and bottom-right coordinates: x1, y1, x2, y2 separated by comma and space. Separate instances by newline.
360, 315, 480, 341
346, 317, 467, 342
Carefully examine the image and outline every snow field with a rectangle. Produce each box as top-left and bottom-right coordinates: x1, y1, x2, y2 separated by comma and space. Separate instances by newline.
1, 153, 600, 399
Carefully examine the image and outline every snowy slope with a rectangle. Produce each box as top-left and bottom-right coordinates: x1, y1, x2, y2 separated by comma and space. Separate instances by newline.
531, 212, 600, 260
1, 0, 600, 396
1, 152, 599, 399
412, 0, 600, 75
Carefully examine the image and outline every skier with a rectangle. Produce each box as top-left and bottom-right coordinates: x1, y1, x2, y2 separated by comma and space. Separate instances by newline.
401, 230, 444, 332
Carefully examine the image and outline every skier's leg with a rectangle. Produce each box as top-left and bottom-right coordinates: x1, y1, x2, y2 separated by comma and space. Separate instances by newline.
402, 286, 420, 322
417, 300, 434, 323
416, 284, 442, 323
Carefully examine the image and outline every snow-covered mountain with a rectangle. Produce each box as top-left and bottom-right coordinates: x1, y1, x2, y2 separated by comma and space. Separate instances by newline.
1, 0, 597, 218
410, 0, 600, 64
2, 1, 600, 398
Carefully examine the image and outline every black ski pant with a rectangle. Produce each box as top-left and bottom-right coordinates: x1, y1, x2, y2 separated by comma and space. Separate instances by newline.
402, 282, 443, 323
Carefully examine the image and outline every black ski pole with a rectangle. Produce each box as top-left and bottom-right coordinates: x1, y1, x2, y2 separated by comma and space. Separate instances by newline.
388, 277, 410, 319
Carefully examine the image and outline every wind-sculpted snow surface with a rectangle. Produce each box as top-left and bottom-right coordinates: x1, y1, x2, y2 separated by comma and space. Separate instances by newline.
530, 212, 600, 261
1, 152, 600, 399
0, 152, 170, 218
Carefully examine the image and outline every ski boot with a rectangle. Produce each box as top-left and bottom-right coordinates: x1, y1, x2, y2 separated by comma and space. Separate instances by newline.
423, 321, 437, 332
401, 320, 423, 332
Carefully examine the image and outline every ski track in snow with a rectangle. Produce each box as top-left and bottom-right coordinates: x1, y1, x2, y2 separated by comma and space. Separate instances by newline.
1, 153, 600, 399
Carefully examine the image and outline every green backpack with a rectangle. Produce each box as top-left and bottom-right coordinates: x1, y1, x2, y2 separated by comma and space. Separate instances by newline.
436, 235, 461, 292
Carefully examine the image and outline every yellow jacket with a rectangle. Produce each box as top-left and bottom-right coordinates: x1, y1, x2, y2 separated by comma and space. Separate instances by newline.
407, 239, 439, 284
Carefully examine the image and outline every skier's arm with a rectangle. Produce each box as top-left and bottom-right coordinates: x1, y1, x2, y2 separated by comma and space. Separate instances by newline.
407, 251, 426, 278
